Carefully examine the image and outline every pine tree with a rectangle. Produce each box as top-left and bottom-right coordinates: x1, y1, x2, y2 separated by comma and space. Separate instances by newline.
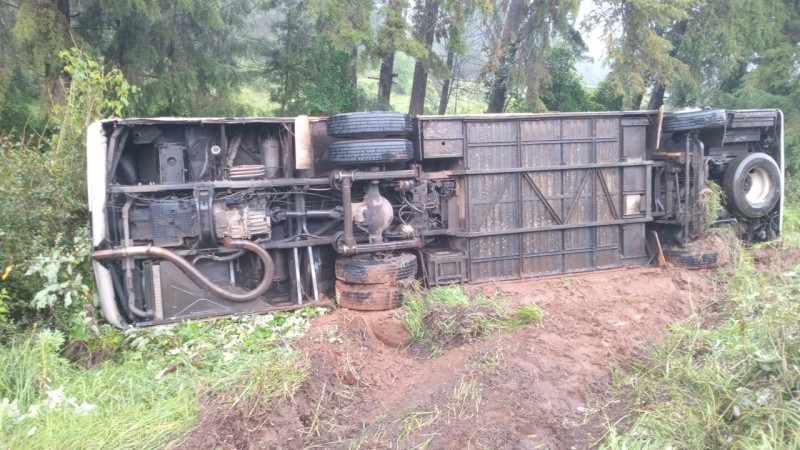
482, 0, 583, 113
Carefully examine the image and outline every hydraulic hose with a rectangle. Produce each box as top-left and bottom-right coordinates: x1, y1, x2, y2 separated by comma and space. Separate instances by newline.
93, 237, 274, 302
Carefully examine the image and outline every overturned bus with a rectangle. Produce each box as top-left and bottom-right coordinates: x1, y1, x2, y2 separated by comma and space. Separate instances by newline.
87, 109, 784, 327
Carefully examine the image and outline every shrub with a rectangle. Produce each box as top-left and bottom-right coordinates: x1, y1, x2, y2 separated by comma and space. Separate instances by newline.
0, 49, 135, 328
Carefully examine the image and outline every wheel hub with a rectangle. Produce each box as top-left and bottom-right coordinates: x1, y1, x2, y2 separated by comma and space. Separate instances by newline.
743, 167, 772, 205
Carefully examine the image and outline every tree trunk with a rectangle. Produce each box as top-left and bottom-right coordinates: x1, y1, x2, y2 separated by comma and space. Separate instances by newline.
45, 0, 71, 94
438, 49, 455, 115
720, 61, 749, 93
631, 92, 644, 110
349, 46, 359, 106
486, 70, 509, 113
377, 52, 395, 108
57, 0, 70, 26
484, 0, 527, 113
647, 82, 666, 110
408, 0, 439, 115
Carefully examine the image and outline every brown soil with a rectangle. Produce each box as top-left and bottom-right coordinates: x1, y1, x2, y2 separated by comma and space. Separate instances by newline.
178, 266, 716, 450
752, 246, 800, 271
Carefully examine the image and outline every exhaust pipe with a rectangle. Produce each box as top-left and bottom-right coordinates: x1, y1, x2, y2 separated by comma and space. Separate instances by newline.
93, 237, 274, 303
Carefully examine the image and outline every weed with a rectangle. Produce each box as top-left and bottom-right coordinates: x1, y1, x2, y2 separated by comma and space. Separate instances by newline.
398, 281, 543, 355
509, 304, 545, 328
470, 348, 506, 371
0, 308, 323, 448
700, 180, 726, 228
449, 376, 483, 419
396, 407, 441, 444
601, 231, 800, 448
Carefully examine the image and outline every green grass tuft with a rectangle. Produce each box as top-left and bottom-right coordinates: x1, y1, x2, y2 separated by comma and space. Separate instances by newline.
701, 180, 727, 228
398, 281, 543, 356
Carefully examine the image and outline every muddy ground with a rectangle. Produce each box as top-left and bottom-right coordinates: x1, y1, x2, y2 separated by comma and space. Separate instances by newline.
179, 265, 720, 450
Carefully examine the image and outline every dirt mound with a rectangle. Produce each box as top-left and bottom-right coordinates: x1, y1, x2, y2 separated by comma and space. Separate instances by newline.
752, 247, 800, 271
180, 266, 715, 449
663, 233, 731, 268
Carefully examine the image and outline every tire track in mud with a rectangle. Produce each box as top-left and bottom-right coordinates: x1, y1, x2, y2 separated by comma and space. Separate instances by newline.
180, 266, 716, 449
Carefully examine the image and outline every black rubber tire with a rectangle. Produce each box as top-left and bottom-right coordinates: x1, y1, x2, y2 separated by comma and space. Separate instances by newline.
335, 280, 404, 311
663, 247, 720, 269
722, 152, 781, 218
335, 252, 418, 284
328, 139, 414, 164
327, 112, 413, 138
663, 109, 727, 132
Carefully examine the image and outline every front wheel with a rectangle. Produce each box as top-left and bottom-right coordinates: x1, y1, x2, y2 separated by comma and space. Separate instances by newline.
722, 152, 781, 218
662, 109, 727, 132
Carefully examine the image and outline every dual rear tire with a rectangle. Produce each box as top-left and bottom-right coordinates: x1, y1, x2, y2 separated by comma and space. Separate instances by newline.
327, 112, 418, 310
326, 111, 414, 164
334, 252, 418, 311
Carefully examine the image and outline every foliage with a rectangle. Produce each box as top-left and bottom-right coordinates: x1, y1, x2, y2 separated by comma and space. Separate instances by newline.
537, 44, 599, 112
668, 0, 787, 107
601, 218, 800, 448
74, 0, 250, 117
482, 0, 584, 112
0, 308, 323, 448
700, 180, 726, 228
591, 78, 624, 111
24, 231, 92, 312
0, 49, 135, 327
263, 0, 375, 115
399, 282, 543, 356
0, 0, 68, 131
586, 0, 691, 107
587, 0, 794, 111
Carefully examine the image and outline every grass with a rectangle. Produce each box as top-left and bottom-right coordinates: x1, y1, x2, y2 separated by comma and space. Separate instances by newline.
701, 180, 727, 227
599, 216, 800, 448
398, 282, 543, 356
396, 407, 441, 445
233, 86, 281, 116
0, 308, 323, 449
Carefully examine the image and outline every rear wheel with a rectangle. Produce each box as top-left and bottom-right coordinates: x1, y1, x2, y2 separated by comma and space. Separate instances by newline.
328, 139, 414, 164
327, 112, 413, 138
722, 152, 781, 218
335, 252, 418, 284
335, 281, 404, 311
334, 252, 417, 311
663, 247, 720, 269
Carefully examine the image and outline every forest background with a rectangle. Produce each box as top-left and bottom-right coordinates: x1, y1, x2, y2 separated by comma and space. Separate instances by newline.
0, 0, 799, 343
1, 2, 799, 447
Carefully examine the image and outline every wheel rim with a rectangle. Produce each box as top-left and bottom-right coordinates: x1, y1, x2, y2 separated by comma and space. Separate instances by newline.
743, 166, 772, 205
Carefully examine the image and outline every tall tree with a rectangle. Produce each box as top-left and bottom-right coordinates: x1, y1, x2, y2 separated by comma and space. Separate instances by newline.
311, 0, 374, 106
586, 0, 690, 110
0, 0, 74, 128
668, 0, 786, 107
375, 0, 418, 108
408, 0, 440, 115
538, 44, 597, 112
587, 0, 785, 110
75, 0, 251, 116
436, 0, 489, 114
482, 0, 583, 113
